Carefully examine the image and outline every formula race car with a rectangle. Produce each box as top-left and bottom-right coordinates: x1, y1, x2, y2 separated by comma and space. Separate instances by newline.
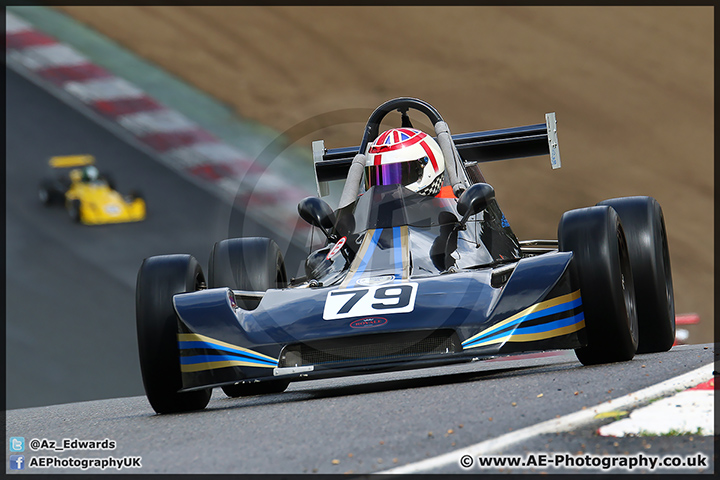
136, 97, 675, 414
39, 155, 146, 225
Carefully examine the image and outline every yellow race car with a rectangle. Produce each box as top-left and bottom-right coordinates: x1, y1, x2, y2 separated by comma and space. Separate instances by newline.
38, 155, 146, 225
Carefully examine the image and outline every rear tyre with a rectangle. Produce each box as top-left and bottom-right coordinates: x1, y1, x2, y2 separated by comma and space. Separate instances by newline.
208, 237, 287, 310
128, 189, 144, 202
67, 199, 83, 223
38, 185, 51, 206
101, 173, 116, 190
559, 206, 638, 365
136, 255, 211, 414
222, 380, 290, 398
208, 238, 288, 398
597, 197, 675, 353
39, 180, 64, 206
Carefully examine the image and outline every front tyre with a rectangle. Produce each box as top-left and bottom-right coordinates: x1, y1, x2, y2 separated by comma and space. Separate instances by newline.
208, 237, 287, 310
136, 255, 211, 414
559, 206, 638, 365
597, 197, 675, 353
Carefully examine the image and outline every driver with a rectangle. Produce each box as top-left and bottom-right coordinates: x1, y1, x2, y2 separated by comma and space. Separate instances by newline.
364, 128, 446, 196
80, 165, 100, 183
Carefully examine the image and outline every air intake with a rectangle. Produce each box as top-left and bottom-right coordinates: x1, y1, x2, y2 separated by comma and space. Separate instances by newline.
278, 329, 459, 367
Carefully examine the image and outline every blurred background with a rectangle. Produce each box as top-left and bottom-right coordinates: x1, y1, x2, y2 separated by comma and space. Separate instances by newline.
7, 6, 712, 408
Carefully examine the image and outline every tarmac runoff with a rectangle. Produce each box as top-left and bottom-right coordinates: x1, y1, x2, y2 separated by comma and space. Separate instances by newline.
6, 6, 714, 444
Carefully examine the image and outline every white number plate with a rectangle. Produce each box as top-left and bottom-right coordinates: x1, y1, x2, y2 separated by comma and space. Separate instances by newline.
323, 283, 418, 320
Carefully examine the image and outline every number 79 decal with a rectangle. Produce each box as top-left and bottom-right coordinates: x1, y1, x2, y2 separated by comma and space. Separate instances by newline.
323, 283, 418, 320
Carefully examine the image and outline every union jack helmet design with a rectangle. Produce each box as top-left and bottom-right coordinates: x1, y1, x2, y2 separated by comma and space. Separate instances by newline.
364, 128, 445, 196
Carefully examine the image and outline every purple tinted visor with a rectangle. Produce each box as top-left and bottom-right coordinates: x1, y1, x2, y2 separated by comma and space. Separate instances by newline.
364, 160, 423, 190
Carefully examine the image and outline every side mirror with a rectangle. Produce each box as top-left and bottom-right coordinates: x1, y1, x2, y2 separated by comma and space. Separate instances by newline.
457, 183, 495, 224
298, 197, 336, 232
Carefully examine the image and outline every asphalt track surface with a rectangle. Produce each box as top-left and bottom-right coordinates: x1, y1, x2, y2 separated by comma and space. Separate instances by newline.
6, 346, 714, 474
5, 66, 307, 410
5, 68, 715, 474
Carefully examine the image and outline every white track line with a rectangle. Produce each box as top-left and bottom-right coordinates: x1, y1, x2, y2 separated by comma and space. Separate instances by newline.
380, 361, 714, 474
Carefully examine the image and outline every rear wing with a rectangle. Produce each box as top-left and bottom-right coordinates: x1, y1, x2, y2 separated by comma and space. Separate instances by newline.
49, 154, 95, 168
312, 113, 560, 196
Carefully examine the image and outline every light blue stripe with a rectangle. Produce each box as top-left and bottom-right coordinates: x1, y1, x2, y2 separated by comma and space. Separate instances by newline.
461, 297, 583, 346
178, 340, 276, 365
463, 312, 585, 349
179, 354, 277, 367
512, 312, 585, 335
348, 228, 383, 287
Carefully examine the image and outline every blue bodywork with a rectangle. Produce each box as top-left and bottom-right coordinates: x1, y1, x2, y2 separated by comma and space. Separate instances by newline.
173, 185, 586, 391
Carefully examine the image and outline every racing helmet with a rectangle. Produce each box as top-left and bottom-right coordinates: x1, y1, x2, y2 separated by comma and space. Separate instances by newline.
81, 165, 100, 182
364, 128, 445, 196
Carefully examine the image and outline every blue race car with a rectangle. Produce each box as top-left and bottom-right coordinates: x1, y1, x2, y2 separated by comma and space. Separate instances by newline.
136, 97, 675, 414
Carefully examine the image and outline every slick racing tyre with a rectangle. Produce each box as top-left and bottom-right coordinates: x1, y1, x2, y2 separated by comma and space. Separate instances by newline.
559, 206, 638, 365
598, 197, 675, 353
67, 199, 83, 223
208, 237, 287, 310
38, 180, 64, 206
100, 172, 116, 190
127, 189, 144, 202
208, 238, 289, 398
136, 255, 211, 414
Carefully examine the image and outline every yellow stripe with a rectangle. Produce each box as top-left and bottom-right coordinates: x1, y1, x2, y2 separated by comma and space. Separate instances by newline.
508, 319, 586, 342
180, 360, 275, 373
400, 225, 410, 280
177, 333, 278, 363
464, 319, 586, 349
339, 228, 375, 288
464, 290, 581, 345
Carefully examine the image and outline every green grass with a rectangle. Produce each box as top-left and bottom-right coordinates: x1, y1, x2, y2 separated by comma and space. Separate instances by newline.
637, 427, 704, 437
